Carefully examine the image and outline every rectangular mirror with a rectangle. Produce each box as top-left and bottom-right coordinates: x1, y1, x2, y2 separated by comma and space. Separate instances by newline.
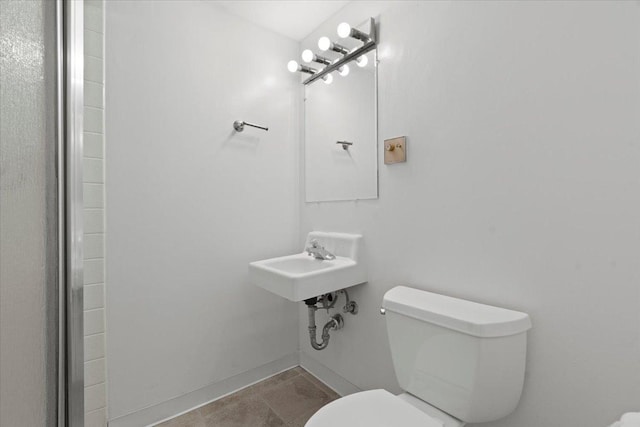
304, 48, 377, 202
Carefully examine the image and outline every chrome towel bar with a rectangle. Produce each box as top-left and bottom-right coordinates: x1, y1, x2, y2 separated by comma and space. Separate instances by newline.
233, 120, 268, 132
337, 140, 353, 150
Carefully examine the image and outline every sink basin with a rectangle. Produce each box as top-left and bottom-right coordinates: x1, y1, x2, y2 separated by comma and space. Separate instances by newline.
249, 232, 366, 301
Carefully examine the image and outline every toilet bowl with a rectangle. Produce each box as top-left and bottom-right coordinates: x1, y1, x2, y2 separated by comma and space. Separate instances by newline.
305, 286, 532, 427
306, 389, 463, 427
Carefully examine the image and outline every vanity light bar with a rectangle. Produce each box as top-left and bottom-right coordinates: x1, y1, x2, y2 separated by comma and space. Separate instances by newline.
303, 18, 377, 86
287, 18, 377, 86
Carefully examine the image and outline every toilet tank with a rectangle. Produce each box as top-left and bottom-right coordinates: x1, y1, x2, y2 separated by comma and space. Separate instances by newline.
382, 286, 532, 424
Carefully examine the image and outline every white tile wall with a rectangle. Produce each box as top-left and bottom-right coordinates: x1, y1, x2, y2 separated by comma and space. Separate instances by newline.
84, 82, 104, 108
84, 234, 104, 259
84, 29, 103, 58
85, 359, 106, 386
85, 5, 103, 33
84, 284, 105, 310
83, 184, 104, 208
84, 210, 104, 234
83, 1, 106, 426
83, 259, 104, 285
85, 408, 107, 427
84, 108, 104, 134
85, 57, 104, 83
84, 133, 104, 159
84, 309, 105, 338
84, 333, 106, 362
85, 383, 106, 412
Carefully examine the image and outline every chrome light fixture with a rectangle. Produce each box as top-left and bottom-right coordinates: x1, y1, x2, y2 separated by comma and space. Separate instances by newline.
301, 49, 331, 66
318, 37, 349, 55
287, 60, 316, 75
355, 55, 368, 68
287, 17, 377, 86
288, 60, 333, 84
337, 22, 371, 43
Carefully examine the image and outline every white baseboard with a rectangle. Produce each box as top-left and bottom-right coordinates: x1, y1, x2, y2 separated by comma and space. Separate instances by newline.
108, 352, 299, 427
299, 351, 361, 397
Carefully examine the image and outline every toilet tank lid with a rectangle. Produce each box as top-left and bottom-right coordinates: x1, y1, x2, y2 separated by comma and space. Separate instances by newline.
382, 286, 532, 338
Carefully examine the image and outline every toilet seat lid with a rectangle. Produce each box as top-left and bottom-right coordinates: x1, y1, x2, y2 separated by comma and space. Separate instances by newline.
305, 389, 445, 427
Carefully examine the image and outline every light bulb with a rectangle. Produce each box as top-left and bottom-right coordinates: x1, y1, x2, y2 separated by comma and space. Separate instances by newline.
318, 36, 331, 51
338, 64, 350, 76
322, 73, 334, 84
356, 55, 368, 68
301, 49, 314, 63
287, 60, 299, 73
337, 22, 351, 38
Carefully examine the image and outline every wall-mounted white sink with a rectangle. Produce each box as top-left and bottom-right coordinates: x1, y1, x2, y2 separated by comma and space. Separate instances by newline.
249, 232, 366, 302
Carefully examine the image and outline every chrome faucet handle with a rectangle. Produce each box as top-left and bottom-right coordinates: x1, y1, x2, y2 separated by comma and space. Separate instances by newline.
306, 239, 335, 260
306, 239, 318, 256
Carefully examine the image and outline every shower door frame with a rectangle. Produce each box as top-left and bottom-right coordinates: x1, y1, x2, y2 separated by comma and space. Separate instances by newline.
57, 0, 85, 425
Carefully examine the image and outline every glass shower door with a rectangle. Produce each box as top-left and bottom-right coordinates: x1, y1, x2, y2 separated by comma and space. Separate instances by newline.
0, 0, 60, 424
0, 0, 84, 425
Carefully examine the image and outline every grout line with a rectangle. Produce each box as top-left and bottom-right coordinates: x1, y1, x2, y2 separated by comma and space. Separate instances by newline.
84, 331, 105, 339
84, 106, 105, 112
85, 382, 105, 390
257, 370, 318, 425
261, 371, 331, 426
85, 28, 102, 36
85, 381, 106, 389
259, 394, 287, 424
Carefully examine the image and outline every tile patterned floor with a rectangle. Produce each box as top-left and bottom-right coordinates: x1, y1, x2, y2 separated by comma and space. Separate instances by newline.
156, 367, 340, 427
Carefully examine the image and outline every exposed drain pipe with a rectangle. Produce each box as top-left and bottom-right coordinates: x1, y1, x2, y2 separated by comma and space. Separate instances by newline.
306, 302, 343, 351
304, 291, 357, 351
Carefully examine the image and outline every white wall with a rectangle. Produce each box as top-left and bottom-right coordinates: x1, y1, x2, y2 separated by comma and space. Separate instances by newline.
105, 1, 300, 421
300, 2, 640, 427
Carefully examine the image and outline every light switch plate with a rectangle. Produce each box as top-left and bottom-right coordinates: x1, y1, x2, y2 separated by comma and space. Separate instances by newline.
384, 136, 406, 164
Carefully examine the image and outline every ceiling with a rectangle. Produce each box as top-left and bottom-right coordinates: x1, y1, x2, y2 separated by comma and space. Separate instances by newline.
214, 1, 350, 41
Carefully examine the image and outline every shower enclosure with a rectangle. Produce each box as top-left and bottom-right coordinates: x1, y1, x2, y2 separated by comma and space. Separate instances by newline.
0, 0, 84, 425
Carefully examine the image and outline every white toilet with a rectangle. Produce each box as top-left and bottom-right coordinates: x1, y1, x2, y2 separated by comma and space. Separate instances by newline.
306, 286, 532, 427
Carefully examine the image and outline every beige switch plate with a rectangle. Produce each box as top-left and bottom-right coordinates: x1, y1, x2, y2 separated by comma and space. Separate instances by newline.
384, 136, 406, 164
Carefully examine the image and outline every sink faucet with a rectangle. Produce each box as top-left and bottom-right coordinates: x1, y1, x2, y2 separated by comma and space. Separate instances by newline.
306, 239, 336, 260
